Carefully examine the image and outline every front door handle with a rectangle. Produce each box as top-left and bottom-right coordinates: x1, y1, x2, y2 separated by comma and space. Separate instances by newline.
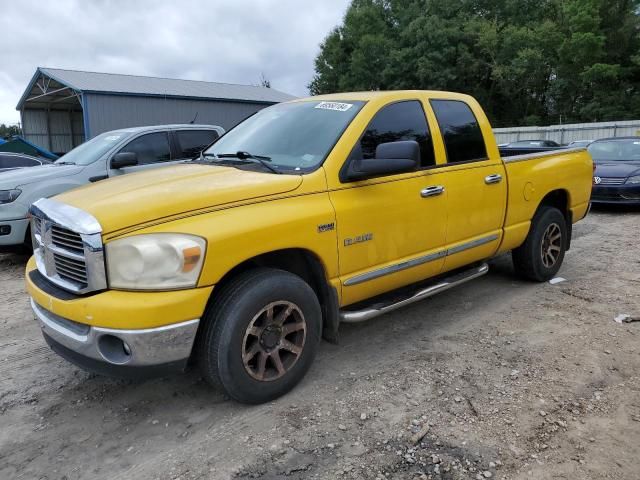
485, 174, 503, 185
420, 185, 445, 198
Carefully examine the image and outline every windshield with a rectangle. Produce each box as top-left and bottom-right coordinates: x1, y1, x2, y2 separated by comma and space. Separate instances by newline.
204, 100, 365, 171
54, 131, 127, 166
588, 139, 640, 162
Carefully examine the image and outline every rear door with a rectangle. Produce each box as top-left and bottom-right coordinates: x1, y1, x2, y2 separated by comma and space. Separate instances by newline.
428, 99, 507, 272
174, 129, 220, 161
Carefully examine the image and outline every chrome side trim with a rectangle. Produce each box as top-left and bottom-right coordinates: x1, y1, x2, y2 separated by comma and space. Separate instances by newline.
343, 234, 499, 287
502, 147, 586, 164
340, 263, 489, 323
30, 198, 101, 235
344, 250, 446, 286
32, 299, 200, 367
446, 234, 499, 256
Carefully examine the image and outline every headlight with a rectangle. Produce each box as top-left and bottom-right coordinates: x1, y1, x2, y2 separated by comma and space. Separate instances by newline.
625, 175, 640, 185
0, 189, 21, 204
106, 233, 206, 290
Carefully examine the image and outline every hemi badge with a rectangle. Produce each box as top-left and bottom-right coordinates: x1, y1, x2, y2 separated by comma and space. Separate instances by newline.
318, 222, 335, 233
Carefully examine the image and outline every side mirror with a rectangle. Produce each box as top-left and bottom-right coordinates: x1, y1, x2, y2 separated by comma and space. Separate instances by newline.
344, 140, 419, 181
110, 152, 138, 169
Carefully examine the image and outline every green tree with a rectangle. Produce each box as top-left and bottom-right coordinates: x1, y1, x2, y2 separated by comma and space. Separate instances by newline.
0, 123, 21, 139
309, 0, 640, 126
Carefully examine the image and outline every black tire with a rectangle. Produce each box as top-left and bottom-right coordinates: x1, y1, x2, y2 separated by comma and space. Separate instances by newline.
197, 268, 322, 404
512, 206, 567, 282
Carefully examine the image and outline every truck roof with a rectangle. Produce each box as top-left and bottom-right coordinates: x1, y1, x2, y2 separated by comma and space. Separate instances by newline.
297, 90, 473, 102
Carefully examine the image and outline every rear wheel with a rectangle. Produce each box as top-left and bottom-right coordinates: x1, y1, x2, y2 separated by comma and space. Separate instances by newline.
197, 268, 322, 404
512, 206, 567, 282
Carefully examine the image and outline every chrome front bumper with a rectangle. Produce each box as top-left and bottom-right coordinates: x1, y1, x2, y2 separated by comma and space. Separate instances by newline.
31, 299, 200, 373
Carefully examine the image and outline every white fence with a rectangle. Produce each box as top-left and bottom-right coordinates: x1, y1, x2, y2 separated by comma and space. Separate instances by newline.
493, 119, 640, 145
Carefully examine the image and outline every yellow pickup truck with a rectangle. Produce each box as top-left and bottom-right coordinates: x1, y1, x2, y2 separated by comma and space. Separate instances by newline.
25, 91, 593, 403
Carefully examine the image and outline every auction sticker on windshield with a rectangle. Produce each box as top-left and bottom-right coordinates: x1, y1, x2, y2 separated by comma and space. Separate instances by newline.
315, 101, 354, 112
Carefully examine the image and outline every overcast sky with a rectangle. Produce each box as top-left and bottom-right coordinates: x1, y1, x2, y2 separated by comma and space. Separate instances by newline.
0, 0, 351, 125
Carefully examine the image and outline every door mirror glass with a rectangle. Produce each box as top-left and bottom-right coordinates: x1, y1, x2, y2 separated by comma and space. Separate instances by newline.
345, 140, 418, 181
375, 140, 421, 162
110, 152, 138, 169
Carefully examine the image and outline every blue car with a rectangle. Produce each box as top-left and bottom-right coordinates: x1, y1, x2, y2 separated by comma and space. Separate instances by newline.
589, 137, 640, 205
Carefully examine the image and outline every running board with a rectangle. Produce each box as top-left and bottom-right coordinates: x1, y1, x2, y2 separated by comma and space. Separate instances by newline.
339, 263, 489, 323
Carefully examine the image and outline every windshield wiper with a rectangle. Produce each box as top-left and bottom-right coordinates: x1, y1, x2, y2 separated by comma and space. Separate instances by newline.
214, 151, 280, 174
55, 161, 76, 165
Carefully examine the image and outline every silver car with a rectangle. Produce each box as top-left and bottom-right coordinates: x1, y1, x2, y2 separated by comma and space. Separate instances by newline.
0, 124, 224, 249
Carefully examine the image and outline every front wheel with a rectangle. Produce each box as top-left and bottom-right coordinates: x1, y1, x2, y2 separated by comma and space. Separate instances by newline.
512, 206, 567, 282
197, 268, 322, 404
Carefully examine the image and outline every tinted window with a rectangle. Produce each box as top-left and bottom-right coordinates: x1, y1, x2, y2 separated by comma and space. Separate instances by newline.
431, 100, 487, 164
119, 132, 171, 165
12, 157, 40, 167
355, 101, 435, 168
176, 130, 219, 158
0, 155, 39, 168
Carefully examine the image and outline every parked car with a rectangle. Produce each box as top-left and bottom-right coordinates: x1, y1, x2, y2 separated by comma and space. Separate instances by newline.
589, 137, 640, 204
504, 139, 562, 148
0, 152, 51, 173
25, 91, 592, 403
499, 139, 565, 157
0, 124, 223, 250
568, 140, 592, 148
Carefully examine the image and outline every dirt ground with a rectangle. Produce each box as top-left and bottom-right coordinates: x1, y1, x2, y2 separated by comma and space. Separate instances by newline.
1, 206, 639, 480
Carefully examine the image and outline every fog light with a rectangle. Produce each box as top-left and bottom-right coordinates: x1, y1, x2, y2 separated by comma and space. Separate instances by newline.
97, 334, 132, 365
0, 225, 11, 236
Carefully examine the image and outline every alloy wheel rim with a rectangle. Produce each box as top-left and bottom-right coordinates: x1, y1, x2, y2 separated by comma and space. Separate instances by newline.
541, 223, 562, 268
241, 301, 306, 382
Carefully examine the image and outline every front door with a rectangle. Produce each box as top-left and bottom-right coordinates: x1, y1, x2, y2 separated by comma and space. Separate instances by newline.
329, 99, 448, 306
109, 131, 174, 177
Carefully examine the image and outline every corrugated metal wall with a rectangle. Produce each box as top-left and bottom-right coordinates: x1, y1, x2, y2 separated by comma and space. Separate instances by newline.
494, 120, 640, 144
21, 108, 84, 153
84, 94, 269, 137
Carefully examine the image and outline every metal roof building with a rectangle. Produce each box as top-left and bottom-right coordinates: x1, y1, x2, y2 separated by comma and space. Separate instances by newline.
16, 67, 296, 154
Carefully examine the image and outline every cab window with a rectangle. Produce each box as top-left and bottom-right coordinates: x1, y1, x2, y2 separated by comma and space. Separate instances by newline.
118, 132, 171, 165
353, 100, 436, 168
430, 100, 488, 164
176, 130, 219, 159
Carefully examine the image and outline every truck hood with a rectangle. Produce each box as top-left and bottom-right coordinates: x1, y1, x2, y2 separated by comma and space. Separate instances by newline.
0, 163, 83, 189
594, 161, 640, 178
55, 163, 303, 234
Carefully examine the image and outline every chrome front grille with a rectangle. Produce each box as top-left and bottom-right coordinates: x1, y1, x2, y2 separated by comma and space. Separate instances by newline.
51, 225, 85, 254
598, 177, 625, 185
52, 252, 88, 284
30, 198, 107, 295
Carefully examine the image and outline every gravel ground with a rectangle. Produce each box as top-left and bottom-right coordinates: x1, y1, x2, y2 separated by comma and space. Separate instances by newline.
1, 206, 639, 480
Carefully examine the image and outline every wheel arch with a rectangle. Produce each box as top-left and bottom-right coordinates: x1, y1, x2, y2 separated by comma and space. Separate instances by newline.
535, 189, 572, 250
200, 248, 340, 347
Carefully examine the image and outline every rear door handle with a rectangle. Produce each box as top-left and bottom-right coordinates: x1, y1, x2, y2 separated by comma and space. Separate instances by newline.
420, 185, 445, 198
485, 174, 503, 184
